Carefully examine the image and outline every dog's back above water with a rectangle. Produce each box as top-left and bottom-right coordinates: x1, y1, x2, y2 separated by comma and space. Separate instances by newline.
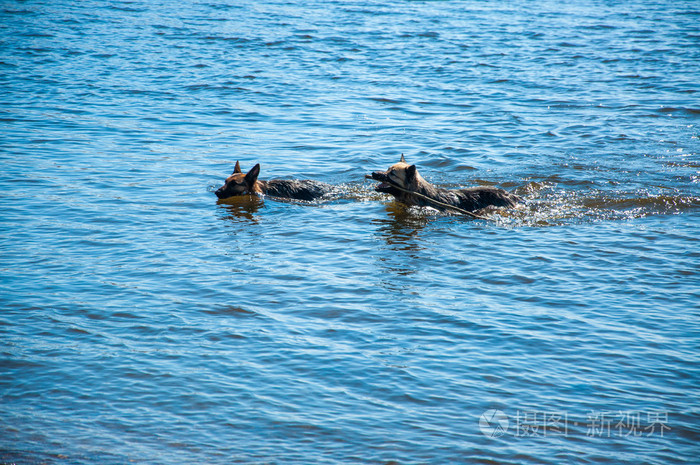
215, 161, 333, 201
368, 155, 521, 213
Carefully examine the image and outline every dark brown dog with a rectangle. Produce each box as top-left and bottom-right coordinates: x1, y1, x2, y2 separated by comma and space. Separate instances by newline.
215, 161, 333, 201
369, 155, 521, 212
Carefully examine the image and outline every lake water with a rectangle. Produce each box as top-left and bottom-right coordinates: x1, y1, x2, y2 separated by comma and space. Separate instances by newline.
1, 1, 699, 464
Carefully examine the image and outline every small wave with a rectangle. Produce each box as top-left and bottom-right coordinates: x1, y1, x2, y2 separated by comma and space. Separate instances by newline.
657, 107, 700, 115
202, 306, 259, 317
202, 35, 252, 44
401, 31, 440, 39
204, 2, 243, 11
1, 8, 36, 15
107, 5, 146, 13
368, 97, 401, 104
583, 24, 616, 30
20, 32, 54, 38
185, 83, 249, 93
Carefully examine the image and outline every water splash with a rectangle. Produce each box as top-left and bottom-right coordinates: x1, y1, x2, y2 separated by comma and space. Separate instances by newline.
493, 183, 700, 227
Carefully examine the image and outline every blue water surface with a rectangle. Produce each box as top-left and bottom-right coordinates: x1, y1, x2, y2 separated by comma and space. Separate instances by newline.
1, 1, 699, 464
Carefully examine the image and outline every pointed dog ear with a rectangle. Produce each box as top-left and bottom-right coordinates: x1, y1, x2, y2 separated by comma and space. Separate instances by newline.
406, 164, 417, 181
233, 160, 242, 174
400, 154, 406, 163
244, 163, 260, 186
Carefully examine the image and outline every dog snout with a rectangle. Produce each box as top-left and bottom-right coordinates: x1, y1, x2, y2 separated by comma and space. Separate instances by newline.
371, 171, 389, 182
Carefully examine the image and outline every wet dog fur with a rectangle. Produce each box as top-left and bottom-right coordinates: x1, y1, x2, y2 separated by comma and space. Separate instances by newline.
215, 161, 333, 201
370, 155, 521, 212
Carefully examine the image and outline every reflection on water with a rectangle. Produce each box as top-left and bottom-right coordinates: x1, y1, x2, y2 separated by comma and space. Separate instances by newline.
217, 195, 265, 223
373, 203, 431, 246
371, 203, 432, 279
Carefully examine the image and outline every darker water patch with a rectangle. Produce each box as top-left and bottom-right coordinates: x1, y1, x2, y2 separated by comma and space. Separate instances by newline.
368, 97, 402, 104
657, 107, 700, 115
202, 306, 260, 318
201, 35, 252, 44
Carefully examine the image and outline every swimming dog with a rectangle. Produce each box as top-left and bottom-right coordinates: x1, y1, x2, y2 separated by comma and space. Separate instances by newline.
368, 155, 521, 212
215, 161, 333, 201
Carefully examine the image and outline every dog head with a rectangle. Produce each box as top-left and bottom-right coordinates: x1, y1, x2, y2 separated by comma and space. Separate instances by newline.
369, 154, 422, 197
215, 161, 262, 199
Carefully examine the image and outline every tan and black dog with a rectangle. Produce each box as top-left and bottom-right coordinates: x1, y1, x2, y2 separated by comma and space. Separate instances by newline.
369, 155, 521, 212
215, 161, 333, 201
